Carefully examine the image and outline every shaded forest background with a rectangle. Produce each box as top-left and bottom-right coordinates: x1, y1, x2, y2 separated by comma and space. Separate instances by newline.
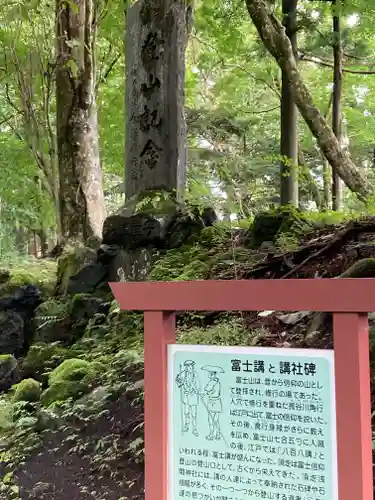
1, 0, 375, 256
1, 0, 375, 498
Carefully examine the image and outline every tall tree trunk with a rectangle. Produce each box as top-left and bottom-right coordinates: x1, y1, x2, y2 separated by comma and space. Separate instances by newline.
244, 0, 372, 199
331, 0, 343, 210
280, 0, 298, 207
323, 160, 332, 209
56, 0, 105, 241
298, 150, 321, 209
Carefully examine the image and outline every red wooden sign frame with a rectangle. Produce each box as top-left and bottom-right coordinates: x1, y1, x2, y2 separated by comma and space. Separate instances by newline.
110, 279, 375, 500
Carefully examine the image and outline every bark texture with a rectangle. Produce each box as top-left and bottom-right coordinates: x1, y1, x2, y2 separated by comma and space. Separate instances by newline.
125, 0, 189, 201
331, 1, 343, 210
244, 0, 372, 199
56, 0, 105, 241
280, 0, 298, 207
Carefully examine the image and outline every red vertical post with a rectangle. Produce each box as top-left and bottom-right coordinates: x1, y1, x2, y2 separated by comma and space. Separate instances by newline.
333, 313, 373, 500
144, 311, 176, 500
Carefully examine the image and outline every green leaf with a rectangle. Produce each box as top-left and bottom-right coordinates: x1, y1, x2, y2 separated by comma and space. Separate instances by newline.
65, 58, 79, 78
63, 0, 79, 15
2, 472, 13, 485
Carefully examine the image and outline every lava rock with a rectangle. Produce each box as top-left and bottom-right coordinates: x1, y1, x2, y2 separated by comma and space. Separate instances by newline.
67, 262, 109, 294
0, 285, 43, 319
97, 244, 121, 264
102, 213, 162, 249
0, 354, 18, 391
0, 285, 42, 354
69, 294, 110, 339
164, 212, 205, 249
56, 246, 98, 295
0, 310, 24, 356
108, 247, 155, 282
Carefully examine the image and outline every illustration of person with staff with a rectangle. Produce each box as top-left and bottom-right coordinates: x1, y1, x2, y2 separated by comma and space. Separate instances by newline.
175, 360, 200, 437
201, 365, 224, 441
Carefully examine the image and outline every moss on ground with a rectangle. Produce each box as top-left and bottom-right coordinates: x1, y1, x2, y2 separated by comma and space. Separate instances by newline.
22, 342, 70, 380
12, 379, 41, 403
41, 359, 105, 406
0, 259, 56, 298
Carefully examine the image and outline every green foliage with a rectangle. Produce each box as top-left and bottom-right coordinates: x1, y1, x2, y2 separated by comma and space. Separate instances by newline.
22, 342, 70, 380
178, 318, 266, 347
274, 233, 300, 252
36, 298, 69, 318
199, 223, 234, 248
247, 207, 308, 248
0, 471, 20, 499
12, 379, 41, 403
0, 354, 15, 367
48, 359, 99, 385
0, 259, 57, 298
41, 358, 105, 406
41, 380, 86, 407
0, 399, 13, 431
149, 245, 210, 281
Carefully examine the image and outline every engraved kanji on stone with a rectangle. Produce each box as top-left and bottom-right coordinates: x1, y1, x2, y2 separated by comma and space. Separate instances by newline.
141, 32, 163, 65
141, 74, 161, 98
140, 105, 162, 132
140, 139, 161, 170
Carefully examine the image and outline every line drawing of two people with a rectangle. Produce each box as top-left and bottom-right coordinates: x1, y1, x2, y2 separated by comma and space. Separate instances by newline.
175, 360, 224, 441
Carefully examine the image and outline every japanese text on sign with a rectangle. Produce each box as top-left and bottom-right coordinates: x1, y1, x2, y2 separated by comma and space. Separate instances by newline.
168, 345, 337, 500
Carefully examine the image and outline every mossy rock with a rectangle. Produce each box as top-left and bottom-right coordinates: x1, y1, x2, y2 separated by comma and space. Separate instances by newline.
69, 294, 106, 320
42, 358, 105, 406
41, 380, 87, 406
49, 358, 105, 387
68, 294, 108, 339
83, 314, 108, 339
56, 245, 97, 295
22, 342, 70, 381
33, 298, 71, 344
0, 261, 56, 298
12, 378, 41, 403
0, 269, 10, 285
246, 207, 306, 249
35, 298, 70, 318
49, 358, 93, 385
0, 354, 18, 391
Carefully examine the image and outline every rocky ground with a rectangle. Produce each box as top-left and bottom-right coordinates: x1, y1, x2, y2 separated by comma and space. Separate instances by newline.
0, 206, 375, 499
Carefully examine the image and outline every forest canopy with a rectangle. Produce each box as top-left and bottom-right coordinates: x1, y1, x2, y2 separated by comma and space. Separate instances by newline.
0, 0, 374, 254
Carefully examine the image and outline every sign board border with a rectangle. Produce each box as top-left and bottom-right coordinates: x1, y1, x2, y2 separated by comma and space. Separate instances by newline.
168, 344, 338, 500
110, 279, 374, 500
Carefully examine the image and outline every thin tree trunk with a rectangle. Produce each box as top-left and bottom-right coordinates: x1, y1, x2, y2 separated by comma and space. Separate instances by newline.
244, 0, 372, 199
331, 0, 343, 210
36, 229, 49, 258
280, 0, 298, 207
323, 160, 332, 209
56, 0, 105, 241
298, 150, 321, 209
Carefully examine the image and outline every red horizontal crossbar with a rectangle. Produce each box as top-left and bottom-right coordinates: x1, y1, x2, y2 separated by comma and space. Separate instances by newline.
110, 278, 375, 312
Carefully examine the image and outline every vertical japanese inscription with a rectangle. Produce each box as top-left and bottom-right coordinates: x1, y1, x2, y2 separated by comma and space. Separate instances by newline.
138, 27, 164, 172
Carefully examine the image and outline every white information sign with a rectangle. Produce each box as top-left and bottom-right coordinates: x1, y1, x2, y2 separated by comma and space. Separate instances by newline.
168, 344, 338, 500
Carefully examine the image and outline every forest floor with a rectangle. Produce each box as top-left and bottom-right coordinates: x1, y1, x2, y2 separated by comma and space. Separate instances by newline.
2, 214, 375, 499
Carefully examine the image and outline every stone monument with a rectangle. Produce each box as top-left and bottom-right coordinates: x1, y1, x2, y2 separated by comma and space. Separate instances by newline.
125, 0, 190, 201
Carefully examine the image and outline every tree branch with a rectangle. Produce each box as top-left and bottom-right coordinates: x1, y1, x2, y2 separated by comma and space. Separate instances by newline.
244, 0, 372, 198
299, 53, 375, 75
